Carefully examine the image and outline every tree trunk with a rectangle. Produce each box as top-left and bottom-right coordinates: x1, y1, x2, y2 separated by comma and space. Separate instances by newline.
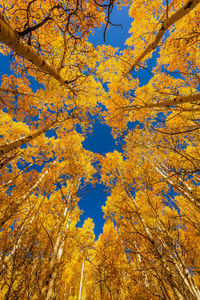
132, 92, 200, 110
79, 259, 84, 300
0, 119, 57, 157
40, 180, 80, 299
0, 13, 70, 86
128, 0, 200, 74
155, 165, 200, 211
0, 161, 56, 227
39, 205, 70, 300
120, 177, 192, 298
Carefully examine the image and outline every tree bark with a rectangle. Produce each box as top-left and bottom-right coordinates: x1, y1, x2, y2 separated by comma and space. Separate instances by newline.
39, 206, 70, 300
128, 0, 200, 74
40, 180, 80, 299
0, 119, 57, 157
129, 92, 200, 110
79, 259, 84, 300
0, 161, 56, 227
120, 176, 198, 298
0, 13, 70, 86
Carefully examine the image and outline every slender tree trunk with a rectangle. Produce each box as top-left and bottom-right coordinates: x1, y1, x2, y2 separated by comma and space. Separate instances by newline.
128, 0, 200, 74
149, 194, 200, 299
0, 156, 44, 192
3, 215, 35, 266
131, 92, 200, 110
0, 119, 57, 157
120, 177, 193, 298
79, 259, 84, 300
0, 87, 36, 97
28, 256, 41, 300
0, 13, 70, 86
155, 165, 200, 211
40, 179, 80, 299
0, 161, 56, 227
40, 205, 70, 299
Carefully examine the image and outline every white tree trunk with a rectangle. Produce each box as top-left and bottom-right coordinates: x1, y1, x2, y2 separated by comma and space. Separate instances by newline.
128, 0, 200, 73
79, 259, 84, 300
0, 119, 57, 157
133, 93, 200, 110
0, 161, 56, 227
0, 13, 69, 86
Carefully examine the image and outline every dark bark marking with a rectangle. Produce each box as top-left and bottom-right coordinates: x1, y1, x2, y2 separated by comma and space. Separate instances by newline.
185, 1, 193, 10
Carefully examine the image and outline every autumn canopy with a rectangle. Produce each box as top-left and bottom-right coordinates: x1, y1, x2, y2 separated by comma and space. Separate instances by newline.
0, 0, 200, 299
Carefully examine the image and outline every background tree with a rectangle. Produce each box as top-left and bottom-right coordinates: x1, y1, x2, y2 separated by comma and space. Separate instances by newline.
1, 0, 200, 299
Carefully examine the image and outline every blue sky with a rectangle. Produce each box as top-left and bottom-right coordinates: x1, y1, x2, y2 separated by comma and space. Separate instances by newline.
78, 5, 132, 237
0, 4, 162, 239
79, 4, 158, 238
0, 5, 133, 238
89, 5, 132, 48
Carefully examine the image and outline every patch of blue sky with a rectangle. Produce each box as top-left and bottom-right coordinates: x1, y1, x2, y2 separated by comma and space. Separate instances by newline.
0, 3, 184, 239
162, 186, 180, 213
83, 119, 117, 155
89, 5, 132, 48
77, 181, 108, 239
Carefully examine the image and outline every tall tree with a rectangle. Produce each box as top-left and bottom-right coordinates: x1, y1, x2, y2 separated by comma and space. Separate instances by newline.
1, 1, 200, 299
